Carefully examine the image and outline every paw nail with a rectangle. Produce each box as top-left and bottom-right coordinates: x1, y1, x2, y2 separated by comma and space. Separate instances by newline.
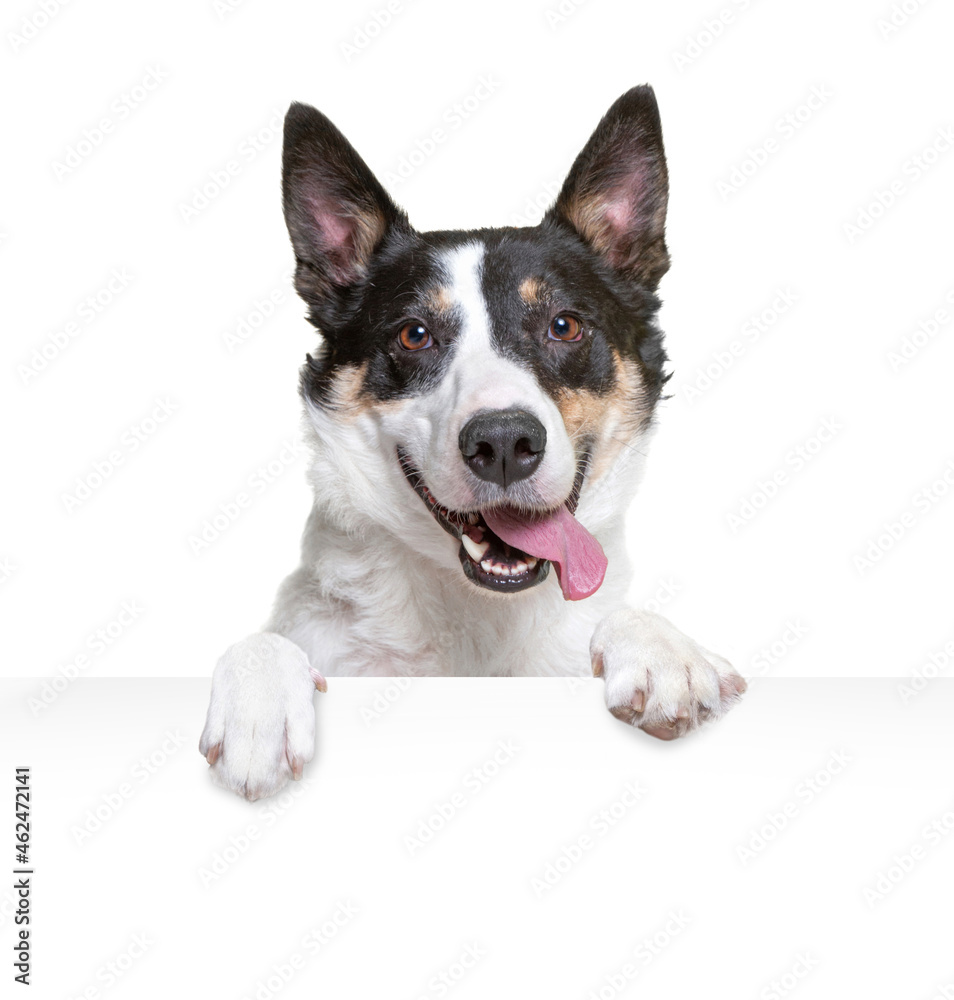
631, 690, 645, 713
309, 667, 328, 693
721, 674, 748, 698
206, 744, 222, 766
591, 651, 604, 678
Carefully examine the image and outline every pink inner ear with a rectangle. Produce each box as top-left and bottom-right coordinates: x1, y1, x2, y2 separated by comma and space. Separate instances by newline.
319, 211, 353, 250
600, 191, 637, 267
304, 195, 361, 284
603, 196, 632, 233
598, 163, 657, 268
307, 195, 354, 252
603, 162, 649, 234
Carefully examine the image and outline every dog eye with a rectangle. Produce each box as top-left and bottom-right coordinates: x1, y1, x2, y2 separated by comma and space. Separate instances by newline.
398, 322, 433, 351
548, 313, 583, 342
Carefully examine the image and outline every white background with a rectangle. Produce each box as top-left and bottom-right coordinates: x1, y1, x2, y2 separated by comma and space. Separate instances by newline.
5, 677, 954, 999
2, 0, 952, 681
2, 1, 954, 996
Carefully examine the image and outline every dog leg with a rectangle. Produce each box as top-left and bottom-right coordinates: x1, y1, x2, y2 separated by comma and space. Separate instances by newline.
199, 632, 326, 800
590, 609, 746, 740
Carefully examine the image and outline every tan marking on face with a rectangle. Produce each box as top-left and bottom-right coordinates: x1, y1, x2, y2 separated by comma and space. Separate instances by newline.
327, 361, 369, 414
326, 360, 411, 423
555, 350, 652, 486
422, 286, 455, 316
519, 276, 548, 308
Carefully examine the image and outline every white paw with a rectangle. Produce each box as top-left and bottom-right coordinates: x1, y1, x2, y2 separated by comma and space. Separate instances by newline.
591, 609, 746, 741
199, 632, 325, 801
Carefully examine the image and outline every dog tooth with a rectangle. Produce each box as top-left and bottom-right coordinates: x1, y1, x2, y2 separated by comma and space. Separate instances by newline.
526, 557, 538, 569
480, 559, 493, 572
500, 565, 512, 576
513, 561, 528, 574
490, 564, 504, 576
461, 534, 490, 562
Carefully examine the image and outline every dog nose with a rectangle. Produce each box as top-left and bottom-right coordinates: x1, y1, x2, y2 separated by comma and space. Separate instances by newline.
458, 409, 547, 488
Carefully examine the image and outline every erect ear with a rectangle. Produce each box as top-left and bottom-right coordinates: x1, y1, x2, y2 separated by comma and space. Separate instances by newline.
282, 102, 408, 311
545, 85, 670, 290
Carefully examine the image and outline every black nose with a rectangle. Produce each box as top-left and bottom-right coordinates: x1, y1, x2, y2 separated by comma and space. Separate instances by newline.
458, 409, 547, 488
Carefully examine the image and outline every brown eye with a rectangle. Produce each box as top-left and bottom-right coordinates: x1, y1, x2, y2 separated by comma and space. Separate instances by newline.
399, 322, 433, 351
548, 313, 583, 342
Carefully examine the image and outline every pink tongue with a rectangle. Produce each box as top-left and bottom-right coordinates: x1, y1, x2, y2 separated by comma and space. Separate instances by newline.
482, 505, 607, 601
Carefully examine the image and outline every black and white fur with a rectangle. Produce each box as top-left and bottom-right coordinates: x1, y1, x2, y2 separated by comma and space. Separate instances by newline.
200, 86, 747, 800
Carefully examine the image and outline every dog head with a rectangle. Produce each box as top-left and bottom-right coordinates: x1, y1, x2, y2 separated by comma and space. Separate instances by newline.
282, 86, 670, 601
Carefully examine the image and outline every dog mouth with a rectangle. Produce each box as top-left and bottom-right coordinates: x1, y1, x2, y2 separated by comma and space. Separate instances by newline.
397, 448, 604, 599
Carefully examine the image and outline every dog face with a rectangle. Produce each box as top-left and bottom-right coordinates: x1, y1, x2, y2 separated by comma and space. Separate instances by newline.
282, 87, 670, 602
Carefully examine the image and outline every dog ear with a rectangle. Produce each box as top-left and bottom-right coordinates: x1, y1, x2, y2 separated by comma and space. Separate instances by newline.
282, 102, 408, 311
546, 85, 670, 290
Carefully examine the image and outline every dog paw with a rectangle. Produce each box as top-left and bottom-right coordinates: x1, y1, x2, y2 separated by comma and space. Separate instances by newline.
591, 609, 746, 741
199, 632, 325, 800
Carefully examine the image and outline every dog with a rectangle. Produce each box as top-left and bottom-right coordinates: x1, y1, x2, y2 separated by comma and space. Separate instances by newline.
199, 84, 747, 800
